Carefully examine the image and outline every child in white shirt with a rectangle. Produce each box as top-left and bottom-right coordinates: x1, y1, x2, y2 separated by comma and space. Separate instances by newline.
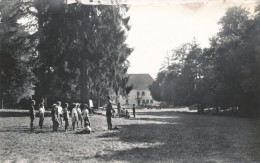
71, 103, 78, 131
38, 103, 45, 129
76, 103, 83, 128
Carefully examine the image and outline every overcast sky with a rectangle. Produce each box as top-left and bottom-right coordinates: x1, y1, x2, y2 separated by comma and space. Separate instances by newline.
67, 0, 257, 79
125, 0, 256, 78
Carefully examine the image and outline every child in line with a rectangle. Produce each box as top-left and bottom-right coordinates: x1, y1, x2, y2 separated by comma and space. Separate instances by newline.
56, 101, 63, 127
38, 103, 45, 129
63, 103, 70, 132
76, 103, 83, 128
29, 100, 36, 131
71, 103, 78, 131
51, 104, 59, 131
82, 104, 90, 128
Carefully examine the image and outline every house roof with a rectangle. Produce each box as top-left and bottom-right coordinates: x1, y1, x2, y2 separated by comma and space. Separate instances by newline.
128, 74, 154, 90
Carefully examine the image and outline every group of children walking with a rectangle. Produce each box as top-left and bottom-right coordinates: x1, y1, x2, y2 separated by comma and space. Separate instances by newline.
29, 100, 91, 132
29, 97, 137, 132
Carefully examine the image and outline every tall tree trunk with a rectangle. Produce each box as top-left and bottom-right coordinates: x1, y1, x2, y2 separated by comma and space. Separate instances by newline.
115, 87, 119, 105
0, 73, 3, 109
0, 90, 3, 109
97, 93, 100, 108
80, 58, 89, 105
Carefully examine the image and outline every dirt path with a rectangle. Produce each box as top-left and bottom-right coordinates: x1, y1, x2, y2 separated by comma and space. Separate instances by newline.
0, 108, 260, 162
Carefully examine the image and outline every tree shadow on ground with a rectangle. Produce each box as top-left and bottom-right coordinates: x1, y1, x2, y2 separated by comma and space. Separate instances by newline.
95, 113, 260, 163
0, 125, 59, 134
130, 117, 180, 124
136, 111, 196, 117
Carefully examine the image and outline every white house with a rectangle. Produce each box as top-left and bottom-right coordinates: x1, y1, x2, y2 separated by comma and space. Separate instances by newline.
118, 74, 160, 106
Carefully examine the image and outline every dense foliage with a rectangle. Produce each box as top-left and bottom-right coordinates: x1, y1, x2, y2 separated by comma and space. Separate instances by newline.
0, 0, 132, 108
150, 6, 260, 116
0, 0, 37, 109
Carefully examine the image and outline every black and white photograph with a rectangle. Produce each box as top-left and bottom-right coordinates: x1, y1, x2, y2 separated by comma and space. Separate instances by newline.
0, 0, 260, 162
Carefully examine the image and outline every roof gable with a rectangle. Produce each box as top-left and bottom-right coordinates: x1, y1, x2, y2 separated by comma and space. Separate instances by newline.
128, 74, 154, 90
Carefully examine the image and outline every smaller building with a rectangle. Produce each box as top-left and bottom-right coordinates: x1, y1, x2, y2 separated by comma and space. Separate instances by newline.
118, 74, 160, 106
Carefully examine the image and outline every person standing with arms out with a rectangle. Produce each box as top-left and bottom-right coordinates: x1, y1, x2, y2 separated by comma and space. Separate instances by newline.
132, 104, 136, 118
38, 103, 45, 129
106, 96, 113, 130
29, 100, 36, 131
56, 101, 63, 127
63, 103, 70, 132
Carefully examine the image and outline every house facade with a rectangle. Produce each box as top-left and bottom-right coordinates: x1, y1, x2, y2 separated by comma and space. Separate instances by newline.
118, 74, 160, 106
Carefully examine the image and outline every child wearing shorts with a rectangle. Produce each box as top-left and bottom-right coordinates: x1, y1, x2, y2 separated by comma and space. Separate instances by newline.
51, 104, 59, 131
82, 104, 90, 128
76, 103, 83, 128
63, 103, 69, 132
71, 103, 78, 131
38, 103, 45, 129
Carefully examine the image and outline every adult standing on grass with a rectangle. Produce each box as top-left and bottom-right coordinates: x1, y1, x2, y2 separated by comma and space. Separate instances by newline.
106, 96, 113, 130
29, 100, 36, 131
38, 103, 45, 129
63, 103, 70, 132
56, 101, 63, 127
132, 104, 136, 118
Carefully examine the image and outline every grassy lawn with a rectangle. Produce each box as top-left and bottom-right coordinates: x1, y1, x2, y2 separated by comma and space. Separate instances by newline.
0, 108, 260, 163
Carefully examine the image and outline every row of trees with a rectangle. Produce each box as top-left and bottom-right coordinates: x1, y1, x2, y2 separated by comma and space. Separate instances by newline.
0, 0, 133, 109
150, 5, 260, 116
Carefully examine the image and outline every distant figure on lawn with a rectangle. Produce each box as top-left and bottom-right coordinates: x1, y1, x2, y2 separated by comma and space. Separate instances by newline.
125, 110, 130, 119
121, 108, 126, 117
106, 96, 113, 130
82, 104, 90, 128
117, 103, 121, 117
63, 103, 70, 132
71, 103, 78, 131
38, 103, 45, 129
51, 104, 59, 131
132, 104, 136, 118
56, 101, 63, 127
29, 100, 36, 131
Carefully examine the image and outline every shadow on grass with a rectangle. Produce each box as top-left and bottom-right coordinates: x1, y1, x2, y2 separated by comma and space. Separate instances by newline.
95, 113, 260, 162
0, 125, 59, 134
136, 111, 196, 117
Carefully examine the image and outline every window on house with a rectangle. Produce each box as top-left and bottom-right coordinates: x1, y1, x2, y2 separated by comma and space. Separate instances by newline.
150, 100, 153, 104
126, 99, 128, 105
137, 91, 140, 96
142, 91, 145, 96
142, 100, 145, 104
146, 100, 149, 104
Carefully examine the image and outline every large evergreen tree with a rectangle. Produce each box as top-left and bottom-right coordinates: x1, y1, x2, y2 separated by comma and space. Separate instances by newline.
34, 1, 133, 106
0, 0, 37, 109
